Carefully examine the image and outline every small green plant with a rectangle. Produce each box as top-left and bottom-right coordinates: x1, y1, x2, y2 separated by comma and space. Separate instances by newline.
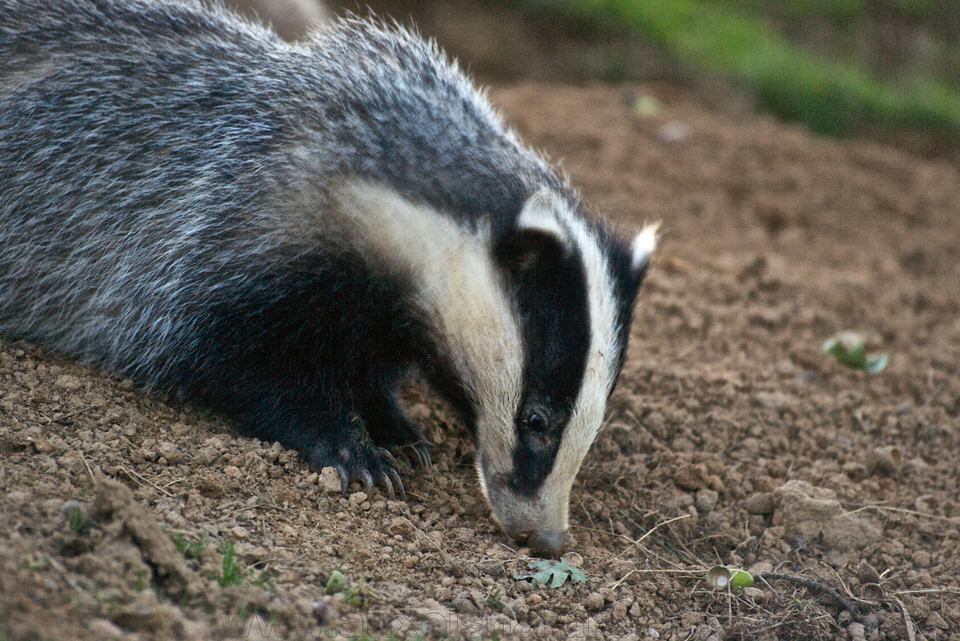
324, 571, 374, 611
253, 569, 274, 590
62, 501, 88, 534
172, 533, 207, 560
344, 585, 370, 610
822, 331, 888, 373
66, 506, 88, 534
207, 541, 273, 590
705, 565, 754, 589
218, 543, 246, 587
485, 585, 516, 619
513, 557, 587, 588
134, 570, 148, 593
325, 569, 347, 595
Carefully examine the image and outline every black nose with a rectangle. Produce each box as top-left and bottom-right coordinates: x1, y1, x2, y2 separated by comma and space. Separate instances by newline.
527, 530, 565, 558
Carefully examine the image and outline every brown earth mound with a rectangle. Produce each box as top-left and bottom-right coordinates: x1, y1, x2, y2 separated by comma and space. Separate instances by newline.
1, 85, 958, 641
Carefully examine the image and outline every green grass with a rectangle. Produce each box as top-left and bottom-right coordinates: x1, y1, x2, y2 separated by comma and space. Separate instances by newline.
134, 570, 148, 593
524, 0, 960, 140
218, 543, 246, 587
735, 0, 866, 24
210, 541, 272, 589
737, 0, 948, 24
66, 505, 88, 534
171, 533, 208, 561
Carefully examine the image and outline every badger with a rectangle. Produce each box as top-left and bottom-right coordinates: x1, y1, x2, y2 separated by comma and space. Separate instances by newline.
0, 0, 657, 557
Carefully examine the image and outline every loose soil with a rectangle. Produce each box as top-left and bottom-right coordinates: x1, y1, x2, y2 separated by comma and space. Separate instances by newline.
2, 85, 959, 641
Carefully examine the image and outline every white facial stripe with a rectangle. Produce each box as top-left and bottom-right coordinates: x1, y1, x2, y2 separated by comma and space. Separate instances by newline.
333, 182, 523, 473
540, 201, 624, 528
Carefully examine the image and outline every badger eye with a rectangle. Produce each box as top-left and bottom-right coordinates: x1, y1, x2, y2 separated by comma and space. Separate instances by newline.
523, 410, 549, 432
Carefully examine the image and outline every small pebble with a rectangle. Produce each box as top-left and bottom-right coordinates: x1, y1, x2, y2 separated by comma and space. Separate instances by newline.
585, 592, 605, 611
742, 492, 774, 514
695, 489, 719, 514
318, 467, 341, 493
157, 442, 182, 464
847, 622, 866, 641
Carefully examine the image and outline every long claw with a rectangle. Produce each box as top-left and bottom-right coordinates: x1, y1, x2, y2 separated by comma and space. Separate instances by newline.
412, 443, 431, 469
336, 465, 351, 493
421, 445, 432, 468
387, 467, 406, 500
395, 444, 416, 468
422, 446, 432, 469
378, 472, 396, 500
379, 448, 399, 468
360, 468, 375, 490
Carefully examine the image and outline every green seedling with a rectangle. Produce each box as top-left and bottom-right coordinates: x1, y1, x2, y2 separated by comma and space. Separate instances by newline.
486, 585, 517, 619
134, 570, 148, 593
324, 570, 372, 610
172, 533, 207, 561
823, 331, 888, 373
706, 566, 754, 590
325, 570, 347, 595
66, 505, 88, 534
218, 543, 246, 587
344, 585, 370, 610
513, 557, 587, 588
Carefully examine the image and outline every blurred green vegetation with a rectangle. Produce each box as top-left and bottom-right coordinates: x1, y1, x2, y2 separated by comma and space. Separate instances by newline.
736, 0, 943, 24
523, 0, 960, 141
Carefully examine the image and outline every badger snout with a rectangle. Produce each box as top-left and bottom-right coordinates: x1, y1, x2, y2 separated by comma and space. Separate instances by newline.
479, 460, 570, 557
504, 527, 566, 558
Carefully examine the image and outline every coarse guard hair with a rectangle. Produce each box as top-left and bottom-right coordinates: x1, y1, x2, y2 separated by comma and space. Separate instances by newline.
0, 0, 658, 556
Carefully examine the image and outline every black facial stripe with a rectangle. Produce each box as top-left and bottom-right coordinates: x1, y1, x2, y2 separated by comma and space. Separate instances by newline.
507, 243, 591, 496
597, 222, 647, 379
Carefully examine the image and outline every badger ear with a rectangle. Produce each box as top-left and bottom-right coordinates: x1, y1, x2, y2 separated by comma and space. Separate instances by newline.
629, 222, 660, 283
496, 189, 570, 271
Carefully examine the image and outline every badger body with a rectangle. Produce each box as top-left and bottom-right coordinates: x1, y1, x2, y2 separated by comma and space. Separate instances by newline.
0, 0, 656, 556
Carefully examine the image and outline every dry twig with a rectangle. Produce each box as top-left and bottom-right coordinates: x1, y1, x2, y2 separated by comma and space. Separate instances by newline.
758, 573, 859, 616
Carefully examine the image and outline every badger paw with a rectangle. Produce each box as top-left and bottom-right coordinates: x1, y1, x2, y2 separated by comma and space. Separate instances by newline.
370, 422, 432, 469
394, 441, 432, 469
309, 442, 406, 500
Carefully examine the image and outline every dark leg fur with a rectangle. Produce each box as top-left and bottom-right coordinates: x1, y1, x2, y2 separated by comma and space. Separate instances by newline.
359, 371, 432, 468
168, 257, 430, 500
233, 376, 406, 498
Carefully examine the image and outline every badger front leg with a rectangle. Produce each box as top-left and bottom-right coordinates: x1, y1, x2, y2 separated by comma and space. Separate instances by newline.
234, 380, 406, 499
359, 372, 432, 469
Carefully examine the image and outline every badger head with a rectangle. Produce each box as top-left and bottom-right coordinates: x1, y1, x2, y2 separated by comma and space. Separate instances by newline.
475, 188, 657, 557
334, 181, 657, 557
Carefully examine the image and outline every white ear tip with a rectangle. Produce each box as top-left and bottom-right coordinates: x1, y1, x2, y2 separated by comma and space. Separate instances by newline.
517, 188, 569, 246
631, 222, 660, 272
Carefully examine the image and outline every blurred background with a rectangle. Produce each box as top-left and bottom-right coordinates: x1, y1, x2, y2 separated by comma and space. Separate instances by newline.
239, 0, 960, 156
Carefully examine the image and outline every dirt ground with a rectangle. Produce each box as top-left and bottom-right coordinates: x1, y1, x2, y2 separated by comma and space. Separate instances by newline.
2, 83, 959, 641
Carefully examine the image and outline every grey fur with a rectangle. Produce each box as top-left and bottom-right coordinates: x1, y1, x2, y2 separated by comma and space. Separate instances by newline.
0, 0, 654, 556
0, 0, 553, 387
